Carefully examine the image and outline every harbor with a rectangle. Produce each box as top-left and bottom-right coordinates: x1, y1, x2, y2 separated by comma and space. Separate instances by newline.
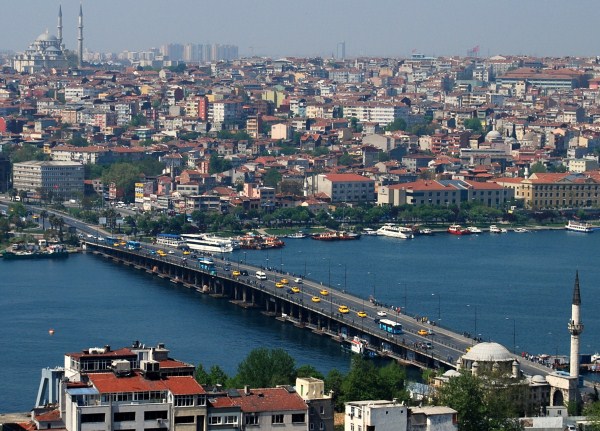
2, 228, 600, 413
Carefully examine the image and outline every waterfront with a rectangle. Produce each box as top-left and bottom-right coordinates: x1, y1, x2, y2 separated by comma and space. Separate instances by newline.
2, 229, 600, 412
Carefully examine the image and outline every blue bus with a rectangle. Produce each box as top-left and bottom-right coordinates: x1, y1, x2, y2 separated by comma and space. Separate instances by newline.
104, 236, 119, 246
126, 241, 141, 250
378, 319, 403, 334
198, 257, 216, 275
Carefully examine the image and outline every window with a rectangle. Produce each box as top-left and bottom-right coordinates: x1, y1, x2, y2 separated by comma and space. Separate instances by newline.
320, 422, 324, 430
225, 416, 238, 424
209, 416, 222, 425
114, 412, 136, 422
320, 406, 325, 415
175, 416, 194, 424
81, 413, 105, 423
272, 414, 284, 424
245, 415, 259, 426
292, 414, 305, 423
144, 411, 168, 421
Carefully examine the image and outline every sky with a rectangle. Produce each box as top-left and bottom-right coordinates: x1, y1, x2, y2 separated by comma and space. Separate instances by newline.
3, 0, 600, 59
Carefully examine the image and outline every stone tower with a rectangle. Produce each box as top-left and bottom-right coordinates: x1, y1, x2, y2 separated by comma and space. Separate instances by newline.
568, 271, 584, 379
57, 6, 63, 49
77, 4, 83, 68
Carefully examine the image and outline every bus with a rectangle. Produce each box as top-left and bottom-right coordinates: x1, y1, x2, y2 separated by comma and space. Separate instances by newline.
156, 233, 185, 248
378, 319, 403, 334
198, 257, 216, 275
126, 240, 141, 250
104, 236, 119, 246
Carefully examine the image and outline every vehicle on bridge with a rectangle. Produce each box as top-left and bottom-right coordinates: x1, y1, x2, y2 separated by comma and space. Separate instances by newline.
339, 305, 350, 314
357, 311, 367, 318
126, 241, 141, 250
320, 289, 329, 296
255, 271, 267, 280
311, 296, 321, 303
198, 257, 217, 275
378, 318, 403, 334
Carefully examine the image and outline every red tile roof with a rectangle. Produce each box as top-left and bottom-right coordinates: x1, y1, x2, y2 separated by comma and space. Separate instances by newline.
88, 372, 204, 395
324, 173, 373, 183
229, 387, 307, 413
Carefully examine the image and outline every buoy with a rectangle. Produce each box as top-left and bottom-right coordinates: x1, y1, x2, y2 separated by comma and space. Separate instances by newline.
49, 329, 55, 335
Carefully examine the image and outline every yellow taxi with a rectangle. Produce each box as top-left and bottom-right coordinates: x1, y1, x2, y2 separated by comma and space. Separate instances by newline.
275, 282, 284, 288
357, 311, 368, 318
157, 250, 166, 256
338, 305, 350, 314
280, 278, 289, 284
418, 329, 429, 336
320, 289, 329, 296
311, 296, 321, 303
232, 270, 241, 277
119, 241, 126, 246
113, 242, 120, 247
291, 286, 300, 293
183, 250, 191, 255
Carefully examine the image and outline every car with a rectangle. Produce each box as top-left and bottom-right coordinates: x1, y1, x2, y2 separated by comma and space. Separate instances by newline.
311, 296, 321, 303
424, 342, 433, 349
280, 278, 289, 284
294, 277, 303, 284
224, 265, 231, 271
275, 282, 284, 288
338, 305, 350, 314
119, 241, 126, 246
377, 310, 387, 317
168, 250, 174, 254
113, 242, 120, 247
232, 270, 241, 277
357, 311, 368, 318
320, 289, 329, 296
418, 329, 429, 336
240, 270, 249, 276
291, 286, 300, 293
183, 251, 191, 255
286, 288, 294, 294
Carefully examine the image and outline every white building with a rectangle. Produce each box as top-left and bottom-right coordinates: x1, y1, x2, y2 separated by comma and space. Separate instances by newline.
12, 160, 84, 198
345, 400, 407, 431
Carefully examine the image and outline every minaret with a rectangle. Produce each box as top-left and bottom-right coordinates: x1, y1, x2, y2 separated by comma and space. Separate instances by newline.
77, 4, 84, 68
57, 5, 63, 49
568, 271, 584, 378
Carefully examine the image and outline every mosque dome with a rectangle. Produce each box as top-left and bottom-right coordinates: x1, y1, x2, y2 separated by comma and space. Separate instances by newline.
37, 32, 58, 42
45, 46, 61, 53
530, 375, 547, 384
485, 130, 502, 141
462, 342, 513, 362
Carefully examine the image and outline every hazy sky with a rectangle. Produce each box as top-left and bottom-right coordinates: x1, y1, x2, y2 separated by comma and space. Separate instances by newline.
4, 0, 600, 58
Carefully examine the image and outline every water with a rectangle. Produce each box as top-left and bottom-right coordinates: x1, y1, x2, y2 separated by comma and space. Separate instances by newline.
1, 229, 599, 412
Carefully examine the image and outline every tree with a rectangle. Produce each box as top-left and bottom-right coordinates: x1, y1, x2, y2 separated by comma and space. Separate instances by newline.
325, 368, 345, 411
209, 155, 233, 174
436, 372, 487, 431
584, 401, 600, 431
296, 365, 325, 380
39, 210, 48, 231
340, 356, 381, 404
463, 118, 483, 132
529, 161, 547, 174
338, 153, 354, 166
385, 117, 407, 132
263, 168, 282, 188
234, 347, 296, 388
208, 365, 229, 386
195, 363, 210, 384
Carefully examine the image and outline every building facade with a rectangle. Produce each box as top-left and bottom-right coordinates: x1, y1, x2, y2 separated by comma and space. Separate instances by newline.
12, 160, 84, 198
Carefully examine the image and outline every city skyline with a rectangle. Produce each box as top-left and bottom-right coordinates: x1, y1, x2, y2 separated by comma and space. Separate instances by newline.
3, 0, 600, 59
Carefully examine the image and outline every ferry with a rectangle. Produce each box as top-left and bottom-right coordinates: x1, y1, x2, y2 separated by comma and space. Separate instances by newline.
376, 224, 414, 239
565, 220, 594, 233
2, 244, 69, 260
180, 233, 235, 253
286, 232, 308, 239
466, 226, 482, 234
237, 233, 285, 249
447, 224, 471, 235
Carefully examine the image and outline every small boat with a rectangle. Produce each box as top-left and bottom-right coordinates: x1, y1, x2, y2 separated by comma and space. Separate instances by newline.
311, 231, 360, 241
376, 223, 414, 239
286, 232, 308, 239
489, 225, 508, 234
513, 227, 530, 233
467, 226, 482, 234
419, 228, 433, 235
361, 228, 378, 236
447, 224, 471, 235
565, 220, 594, 233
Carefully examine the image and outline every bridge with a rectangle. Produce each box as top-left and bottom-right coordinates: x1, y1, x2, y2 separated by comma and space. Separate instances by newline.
81, 239, 555, 378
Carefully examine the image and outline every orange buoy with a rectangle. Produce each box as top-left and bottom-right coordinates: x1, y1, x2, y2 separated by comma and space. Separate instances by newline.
49, 329, 55, 335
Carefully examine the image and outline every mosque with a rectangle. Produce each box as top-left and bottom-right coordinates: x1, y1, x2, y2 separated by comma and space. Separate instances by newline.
12, 5, 83, 73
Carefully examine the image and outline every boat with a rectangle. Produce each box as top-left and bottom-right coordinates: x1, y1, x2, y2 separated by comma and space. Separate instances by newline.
447, 224, 471, 235
376, 223, 414, 239
489, 225, 508, 233
419, 228, 433, 235
286, 232, 308, 239
237, 233, 285, 249
311, 231, 361, 241
565, 220, 594, 233
2, 249, 69, 260
180, 233, 236, 253
361, 228, 378, 236
467, 226, 482, 234
341, 336, 377, 358
514, 227, 530, 233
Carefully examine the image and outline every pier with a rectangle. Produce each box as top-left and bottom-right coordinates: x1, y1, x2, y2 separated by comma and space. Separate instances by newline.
82, 240, 555, 377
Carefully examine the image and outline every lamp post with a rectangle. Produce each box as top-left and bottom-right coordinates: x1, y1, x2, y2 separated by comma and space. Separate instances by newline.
506, 317, 516, 354
432, 293, 441, 322
243, 251, 247, 265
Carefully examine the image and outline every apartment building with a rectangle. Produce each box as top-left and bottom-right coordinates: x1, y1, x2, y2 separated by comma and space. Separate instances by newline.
307, 173, 375, 203
12, 160, 84, 198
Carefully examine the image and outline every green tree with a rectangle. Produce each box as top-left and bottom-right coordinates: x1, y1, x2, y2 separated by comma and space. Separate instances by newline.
295, 365, 325, 380
195, 363, 210, 384
385, 117, 407, 132
209, 155, 233, 174
324, 368, 345, 411
263, 168, 282, 188
529, 162, 547, 174
234, 347, 296, 388
39, 209, 48, 231
463, 118, 483, 132
208, 365, 229, 386
340, 356, 381, 404
338, 153, 354, 166
377, 361, 408, 402
584, 401, 600, 431
436, 372, 487, 431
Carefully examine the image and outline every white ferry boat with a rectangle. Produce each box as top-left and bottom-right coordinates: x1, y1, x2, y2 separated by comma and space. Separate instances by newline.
180, 233, 235, 253
376, 223, 414, 239
467, 226, 482, 234
489, 225, 508, 234
565, 220, 594, 233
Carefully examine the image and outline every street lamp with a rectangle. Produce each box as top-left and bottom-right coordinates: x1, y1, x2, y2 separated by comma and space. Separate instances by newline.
506, 317, 516, 354
432, 293, 441, 322
466, 304, 477, 337
243, 251, 247, 265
